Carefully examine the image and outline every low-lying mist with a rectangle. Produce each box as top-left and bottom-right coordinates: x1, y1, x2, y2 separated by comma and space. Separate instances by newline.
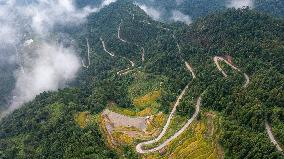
226, 0, 254, 8
135, 0, 254, 25
0, 0, 117, 116
136, 3, 192, 25
7, 42, 80, 113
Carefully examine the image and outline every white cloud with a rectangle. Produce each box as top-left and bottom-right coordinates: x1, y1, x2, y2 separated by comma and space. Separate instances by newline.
101, 0, 117, 7
137, 4, 161, 21
0, 0, 117, 40
170, 10, 192, 25
226, 0, 254, 8
20, 0, 97, 34
0, 25, 17, 45
0, 0, 117, 115
7, 42, 81, 113
176, 0, 183, 5
0, 1, 19, 45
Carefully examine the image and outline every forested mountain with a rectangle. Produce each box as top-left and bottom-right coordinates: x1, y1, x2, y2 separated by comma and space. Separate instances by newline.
129, 0, 284, 20
0, 0, 283, 158
0, 0, 283, 111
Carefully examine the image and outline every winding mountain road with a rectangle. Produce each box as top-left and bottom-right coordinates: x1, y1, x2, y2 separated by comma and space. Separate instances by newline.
103, 23, 280, 154
265, 121, 283, 152
117, 20, 146, 63
135, 37, 198, 153
136, 96, 201, 153
243, 73, 250, 88
81, 38, 91, 68
141, 47, 145, 62
135, 59, 200, 153
100, 37, 115, 57
116, 57, 135, 75
213, 56, 249, 88
214, 56, 283, 152
173, 34, 196, 79
185, 61, 196, 79
100, 37, 135, 75
118, 20, 127, 43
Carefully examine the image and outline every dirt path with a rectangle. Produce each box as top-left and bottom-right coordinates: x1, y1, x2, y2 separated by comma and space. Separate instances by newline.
213, 56, 249, 88
205, 112, 216, 136
265, 121, 283, 152
81, 38, 91, 68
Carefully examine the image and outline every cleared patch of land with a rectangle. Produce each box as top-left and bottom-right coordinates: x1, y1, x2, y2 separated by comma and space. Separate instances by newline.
74, 111, 93, 128
102, 109, 149, 132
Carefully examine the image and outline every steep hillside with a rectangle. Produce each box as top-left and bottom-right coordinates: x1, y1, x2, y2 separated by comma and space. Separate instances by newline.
175, 8, 284, 158
0, 0, 283, 112
0, 1, 283, 159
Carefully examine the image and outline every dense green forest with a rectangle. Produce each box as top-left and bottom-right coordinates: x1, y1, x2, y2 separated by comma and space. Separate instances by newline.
0, 0, 283, 158
133, 0, 284, 20
0, 0, 283, 110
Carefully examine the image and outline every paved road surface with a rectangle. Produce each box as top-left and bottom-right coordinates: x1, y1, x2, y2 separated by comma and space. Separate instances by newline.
82, 38, 91, 68
136, 97, 201, 153
118, 20, 127, 43
213, 56, 249, 88
265, 121, 283, 152
136, 61, 199, 154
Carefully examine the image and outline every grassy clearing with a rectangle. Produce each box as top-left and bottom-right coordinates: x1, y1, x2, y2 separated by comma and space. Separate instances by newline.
146, 112, 165, 132
74, 112, 93, 128
133, 90, 161, 109
128, 71, 166, 100
49, 103, 63, 124
112, 131, 134, 145
108, 103, 154, 117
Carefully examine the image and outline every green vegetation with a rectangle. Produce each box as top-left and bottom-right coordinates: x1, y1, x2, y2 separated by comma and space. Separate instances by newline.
140, 113, 223, 159
0, 57, 16, 111
0, 0, 283, 158
74, 111, 94, 128
134, 0, 284, 20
